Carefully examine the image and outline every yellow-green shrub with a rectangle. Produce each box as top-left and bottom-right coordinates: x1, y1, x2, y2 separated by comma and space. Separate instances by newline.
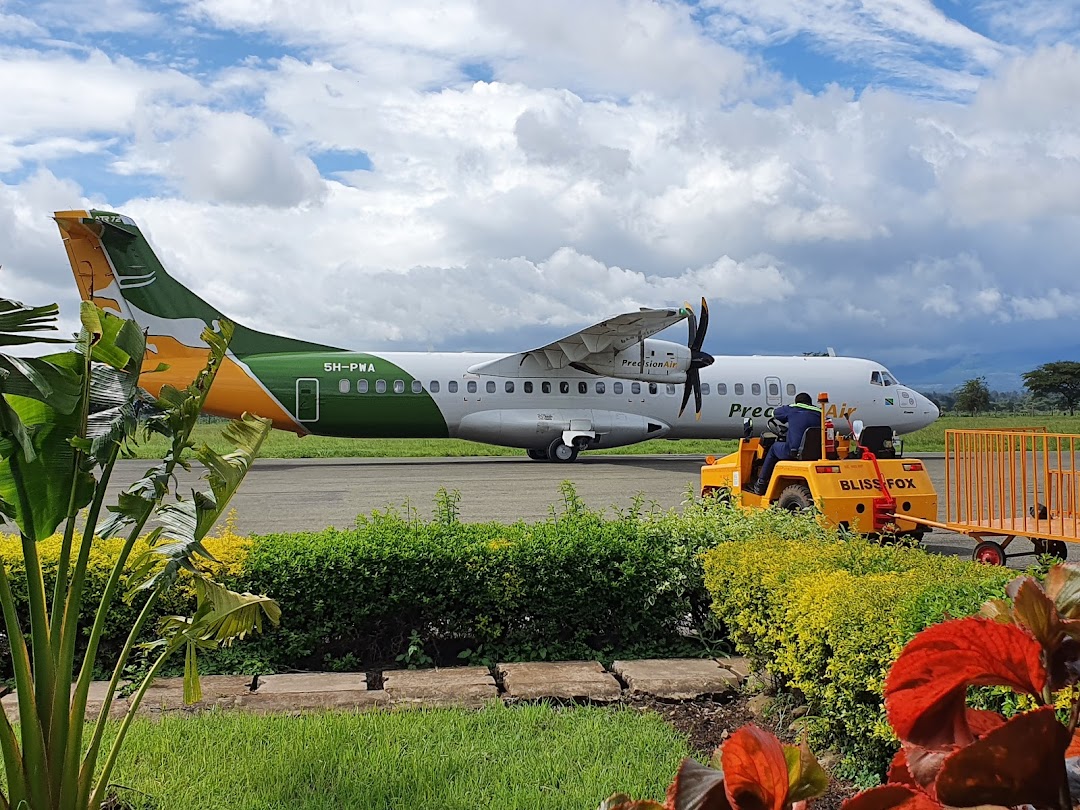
0, 518, 252, 680
702, 508, 1013, 783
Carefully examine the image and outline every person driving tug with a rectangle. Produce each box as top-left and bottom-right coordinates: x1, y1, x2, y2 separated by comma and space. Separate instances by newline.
750, 392, 821, 495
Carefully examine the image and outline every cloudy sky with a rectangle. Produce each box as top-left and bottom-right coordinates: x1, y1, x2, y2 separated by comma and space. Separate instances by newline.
2, 0, 1078, 390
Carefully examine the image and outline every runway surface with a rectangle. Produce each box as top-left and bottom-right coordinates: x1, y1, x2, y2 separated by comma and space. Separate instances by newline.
105, 453, 1074, 567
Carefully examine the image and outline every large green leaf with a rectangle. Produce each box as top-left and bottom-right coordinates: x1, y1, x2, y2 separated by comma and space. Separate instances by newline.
0, 355, 81, 414
0, 356, 93, 540
130, 413, 271, 590
0, 299, 64, 343
156, 577, 279, 703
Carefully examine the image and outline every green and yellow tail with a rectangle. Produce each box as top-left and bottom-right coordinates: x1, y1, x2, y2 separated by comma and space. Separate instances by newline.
55, 209, 339, 431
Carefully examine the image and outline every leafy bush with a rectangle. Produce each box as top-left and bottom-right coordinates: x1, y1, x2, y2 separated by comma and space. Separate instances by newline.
230, 486, 723, 670
607, 566, 1080, 810
3, 487, 726, 677
0, 521, 251, 681
701, 506, 1013, 781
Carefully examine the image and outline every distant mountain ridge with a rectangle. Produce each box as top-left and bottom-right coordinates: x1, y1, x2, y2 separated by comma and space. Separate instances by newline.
892, 345, 1080, 393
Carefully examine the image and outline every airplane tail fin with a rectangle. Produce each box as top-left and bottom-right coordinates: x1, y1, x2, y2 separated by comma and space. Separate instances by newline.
53, 209, 340, 359
54, 209, 340, 433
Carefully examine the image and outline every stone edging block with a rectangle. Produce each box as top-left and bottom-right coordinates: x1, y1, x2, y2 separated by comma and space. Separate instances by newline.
499, 661, 621, 702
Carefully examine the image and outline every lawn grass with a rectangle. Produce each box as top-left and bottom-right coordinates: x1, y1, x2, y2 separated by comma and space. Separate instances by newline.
106, 703, 689, 810
122, 415, 1080, 459
898, 414, 1080, 452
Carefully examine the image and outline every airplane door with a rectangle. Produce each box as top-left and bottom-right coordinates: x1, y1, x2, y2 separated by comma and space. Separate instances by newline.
296, 378, 319, 422
765, 377, 782, 407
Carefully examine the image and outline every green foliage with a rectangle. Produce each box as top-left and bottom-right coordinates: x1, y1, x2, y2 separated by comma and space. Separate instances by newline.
0, 296, 277, 810
954, 376, 991, 415
701, 510, 1013, 781
231, 487, 725, 669
1023, 361, 1080, 416
2, 486, 726, 676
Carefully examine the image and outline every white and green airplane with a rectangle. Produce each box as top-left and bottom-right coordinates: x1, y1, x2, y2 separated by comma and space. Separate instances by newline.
55, 209, 939, 461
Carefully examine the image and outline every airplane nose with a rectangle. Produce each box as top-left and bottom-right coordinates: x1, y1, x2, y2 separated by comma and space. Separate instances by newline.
914, 392, 939, 428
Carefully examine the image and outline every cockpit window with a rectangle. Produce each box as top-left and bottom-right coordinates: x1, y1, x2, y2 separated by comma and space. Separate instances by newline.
872, 370, 900, 386
881, 371, 897, 386
871, 371, 883, 386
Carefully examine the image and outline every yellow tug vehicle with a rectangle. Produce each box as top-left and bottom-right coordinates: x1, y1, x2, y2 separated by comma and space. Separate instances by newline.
700, 392, 937, 539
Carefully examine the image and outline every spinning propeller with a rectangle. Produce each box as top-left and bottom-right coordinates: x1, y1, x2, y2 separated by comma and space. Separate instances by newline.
678, 297, 714, 419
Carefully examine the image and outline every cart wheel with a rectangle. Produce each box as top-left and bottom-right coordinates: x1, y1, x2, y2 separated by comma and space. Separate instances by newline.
777, 483, 814, 512
1049, 540, 1069, 561
701, 486, 731, 504
973, 540, 1007, 566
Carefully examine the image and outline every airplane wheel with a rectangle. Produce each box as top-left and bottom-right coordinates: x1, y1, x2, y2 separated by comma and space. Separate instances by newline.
777, 483, 814, 512
547, 438, 579, 463
1048, 540, 1069, 561
973, 540, 1006, 566
526, 448, 548, 461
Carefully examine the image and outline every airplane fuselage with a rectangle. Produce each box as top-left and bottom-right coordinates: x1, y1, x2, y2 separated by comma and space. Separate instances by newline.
226, 350, 938, 448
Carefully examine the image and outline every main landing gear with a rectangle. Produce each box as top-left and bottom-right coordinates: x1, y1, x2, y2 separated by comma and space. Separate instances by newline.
525, 439, 581, 463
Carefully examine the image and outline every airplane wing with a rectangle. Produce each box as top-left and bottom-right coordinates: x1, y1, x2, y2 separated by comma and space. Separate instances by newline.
466, 306, 688, 377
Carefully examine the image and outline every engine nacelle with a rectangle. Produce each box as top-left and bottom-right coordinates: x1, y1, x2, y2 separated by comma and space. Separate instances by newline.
456, 409, 670, 449
575, 339, 690, 383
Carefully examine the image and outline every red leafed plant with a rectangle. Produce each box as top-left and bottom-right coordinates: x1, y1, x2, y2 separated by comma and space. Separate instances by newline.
600, 562, 1080, 810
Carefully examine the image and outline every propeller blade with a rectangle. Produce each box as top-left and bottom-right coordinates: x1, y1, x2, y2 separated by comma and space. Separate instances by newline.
693, 371, 702, 420
692, 297, 709, 352
684, 301, 698, 350
678, 369, 695, 419
638, 339, 645, 374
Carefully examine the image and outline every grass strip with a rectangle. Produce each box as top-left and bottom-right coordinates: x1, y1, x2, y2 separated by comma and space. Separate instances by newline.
104, 703, 689, 809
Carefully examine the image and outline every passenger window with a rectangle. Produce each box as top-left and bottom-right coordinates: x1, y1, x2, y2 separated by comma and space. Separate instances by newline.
596, 382, 605, 394
357, 379, 369, 394
376, 379, 387, 394
578, 381, 588, 394
560, 381, 569, 394
768, 383, 778, 396
613, 382, 623, 394
394, 380, 405, 394
338, 379, 350, 394
701, 383, 710, 395
505, 381, 514, 393
486, 381, 496, 393
632, 382, 641, 394
448, 380, 458, 393
543, 381, 552, 394
786, 383, 796, 396
734, 383, 744, 395
430, 381, 440, 393
412, 380, 423, 394
648, 383, 657, 395
524, 381, 533, 394
467, 381, 477, 393
666, 384, 676, 395
752, 383, 761, 396
718, 383, 727, 395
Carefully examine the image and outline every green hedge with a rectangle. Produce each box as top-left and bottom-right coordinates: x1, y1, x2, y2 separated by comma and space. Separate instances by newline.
701, 507, 1013, 783
222, 491, 720, 671
2, 487, 724, 680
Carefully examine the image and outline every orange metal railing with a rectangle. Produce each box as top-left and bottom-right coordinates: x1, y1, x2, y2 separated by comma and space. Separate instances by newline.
944, 428, 1080, 542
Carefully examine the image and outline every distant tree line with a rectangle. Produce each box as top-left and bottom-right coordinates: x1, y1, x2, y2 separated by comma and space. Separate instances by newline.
925, 361, 1080, 416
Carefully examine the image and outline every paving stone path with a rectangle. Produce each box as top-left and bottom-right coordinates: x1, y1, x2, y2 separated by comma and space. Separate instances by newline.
2, 658, 749, 719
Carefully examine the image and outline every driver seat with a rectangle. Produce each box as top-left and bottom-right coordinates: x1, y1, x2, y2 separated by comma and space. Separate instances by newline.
794, 427, 822, 462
